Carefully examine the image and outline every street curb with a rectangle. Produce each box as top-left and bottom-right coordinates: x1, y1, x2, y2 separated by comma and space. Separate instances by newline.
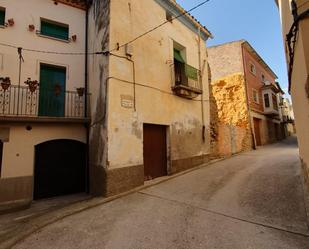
0, 157, 228, 249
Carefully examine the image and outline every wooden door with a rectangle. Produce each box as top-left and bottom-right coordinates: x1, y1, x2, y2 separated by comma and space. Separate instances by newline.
253, 118, 262, 146
39, 64, 66, 117
34, 139, 86, 200
143, 124, 167, 180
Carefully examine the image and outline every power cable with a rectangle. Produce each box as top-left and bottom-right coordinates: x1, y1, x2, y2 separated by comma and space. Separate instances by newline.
0, 0, 211, 55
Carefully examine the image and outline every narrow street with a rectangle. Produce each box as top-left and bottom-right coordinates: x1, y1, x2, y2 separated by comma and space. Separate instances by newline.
13, 137, 309, 249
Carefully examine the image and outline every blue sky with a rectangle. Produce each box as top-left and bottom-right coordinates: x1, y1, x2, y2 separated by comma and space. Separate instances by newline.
177, 0, 290, 97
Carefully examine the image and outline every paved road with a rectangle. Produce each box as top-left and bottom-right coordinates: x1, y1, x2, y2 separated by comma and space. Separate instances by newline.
14, 137, 309, 249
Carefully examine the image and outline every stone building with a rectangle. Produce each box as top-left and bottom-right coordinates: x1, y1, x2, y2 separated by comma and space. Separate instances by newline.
208, 40, 285, 157
88, 0, 212, 196
275, 0, 309, 186
0, 0, 88, 211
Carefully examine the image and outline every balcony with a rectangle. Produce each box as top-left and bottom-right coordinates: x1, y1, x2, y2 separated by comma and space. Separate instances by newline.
0, 83, 89, 122
172, 62, 202, 99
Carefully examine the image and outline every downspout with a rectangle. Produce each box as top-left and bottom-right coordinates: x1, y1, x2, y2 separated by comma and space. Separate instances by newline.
85, 2, 90, 193
241, 43, 256, 150
198, 27, 206, 142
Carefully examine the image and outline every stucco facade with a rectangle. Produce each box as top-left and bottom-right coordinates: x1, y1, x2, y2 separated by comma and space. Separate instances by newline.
88, 0, 211, 196
208, 40, 284, 157
276, 0, 309, 186
0, 0, 87, 209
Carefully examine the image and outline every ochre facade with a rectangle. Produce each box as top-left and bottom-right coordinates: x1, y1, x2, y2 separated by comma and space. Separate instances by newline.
276, 0, 309, 186
88, 0, 212, 196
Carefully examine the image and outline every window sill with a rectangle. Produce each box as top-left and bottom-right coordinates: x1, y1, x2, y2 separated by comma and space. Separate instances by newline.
36, 33, 70, 43
0, 25, 6, 29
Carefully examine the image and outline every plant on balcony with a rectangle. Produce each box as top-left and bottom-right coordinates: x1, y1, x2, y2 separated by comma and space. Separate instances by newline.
76, 87, 85, 97
0, 77, 11, 91
24, 78, 39, 93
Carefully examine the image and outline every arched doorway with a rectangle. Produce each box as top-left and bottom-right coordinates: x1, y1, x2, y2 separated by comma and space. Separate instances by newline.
34, 139, 86, 200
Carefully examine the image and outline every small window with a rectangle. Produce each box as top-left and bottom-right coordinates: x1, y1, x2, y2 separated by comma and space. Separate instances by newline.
252, 89, 259, 104
40, 19, 69, 41
261, 74, 265, 82
250, 62, 256, 75
0, 7, 5, 26
166, 11, 173, 22
264, 93, 270, 108
272, 94, 278, 111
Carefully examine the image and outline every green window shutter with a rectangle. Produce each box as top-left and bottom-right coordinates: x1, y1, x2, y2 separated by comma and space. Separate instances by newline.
41, 20, 69, 40
0, 9, 5, 26
185, 64, 198, 80
174, 49, 185, 63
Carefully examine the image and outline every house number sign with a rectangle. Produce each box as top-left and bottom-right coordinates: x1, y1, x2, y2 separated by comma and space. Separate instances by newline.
121, 95, 134, 109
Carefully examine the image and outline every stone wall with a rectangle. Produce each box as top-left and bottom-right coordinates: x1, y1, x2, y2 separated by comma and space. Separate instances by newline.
211, 73, 253, 157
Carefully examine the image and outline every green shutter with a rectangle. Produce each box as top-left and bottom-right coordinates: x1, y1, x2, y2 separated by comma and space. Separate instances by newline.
0, 9, 5, 26
174, 49, 185, 63
39, 64, 66, 117
41, 20, 69, 40
185, 64, 198, 80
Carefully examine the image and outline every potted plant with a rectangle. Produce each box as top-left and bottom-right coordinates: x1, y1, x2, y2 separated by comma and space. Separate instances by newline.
0, 77, 11, 91
24, 78, 39, 93
76, 87, 85, 97
28, 24, 35, 32
7, 18, 14, 27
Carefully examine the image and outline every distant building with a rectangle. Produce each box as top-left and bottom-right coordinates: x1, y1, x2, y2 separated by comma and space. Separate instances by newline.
208, 40, 286, 157
275, 0, 309, 186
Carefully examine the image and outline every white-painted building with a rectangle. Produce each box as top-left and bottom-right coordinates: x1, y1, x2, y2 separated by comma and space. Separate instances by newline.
0, 0, 88, 210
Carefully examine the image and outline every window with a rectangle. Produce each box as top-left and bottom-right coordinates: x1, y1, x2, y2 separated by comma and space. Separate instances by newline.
261, 74, 265, 82
264, 93, 270, 108
250, 62, 256, 75
272, 94, 278, 111
40, 19, 69, 40
252, 89, 259, 103
0, 7, 5, 26
174, 49, 188, 86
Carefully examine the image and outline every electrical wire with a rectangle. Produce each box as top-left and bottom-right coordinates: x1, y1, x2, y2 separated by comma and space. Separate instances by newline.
109, 0, 211, 52
0, 0, 211, 55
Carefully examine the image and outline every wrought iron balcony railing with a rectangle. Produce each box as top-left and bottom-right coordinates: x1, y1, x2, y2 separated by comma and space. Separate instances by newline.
0, 84, 89, 119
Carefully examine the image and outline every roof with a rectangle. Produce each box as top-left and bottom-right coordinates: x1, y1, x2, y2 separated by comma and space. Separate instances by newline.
275, 82, 285, 94
54, 0, 87, 10
154, 0, 213, 40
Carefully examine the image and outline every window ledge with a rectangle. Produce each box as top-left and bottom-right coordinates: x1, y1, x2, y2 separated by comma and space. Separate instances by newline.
0, 25, 6, 29
36, 33, 70, 43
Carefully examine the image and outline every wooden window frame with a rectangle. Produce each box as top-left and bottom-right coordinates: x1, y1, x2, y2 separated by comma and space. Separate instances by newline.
252, 89, 259, 104
264, 93, 270, 108
249, 62, 256, 76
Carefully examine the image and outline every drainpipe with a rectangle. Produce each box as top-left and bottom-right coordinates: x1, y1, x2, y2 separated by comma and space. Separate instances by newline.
198, 27, 206, 142
241, 43, 256, 150
85, 2, 90, 193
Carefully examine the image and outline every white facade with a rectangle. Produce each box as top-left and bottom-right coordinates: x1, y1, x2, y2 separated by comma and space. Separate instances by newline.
0, 0, 87, 207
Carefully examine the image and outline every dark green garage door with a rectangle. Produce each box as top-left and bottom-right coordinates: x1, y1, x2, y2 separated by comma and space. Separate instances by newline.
34, 139, 86, 200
